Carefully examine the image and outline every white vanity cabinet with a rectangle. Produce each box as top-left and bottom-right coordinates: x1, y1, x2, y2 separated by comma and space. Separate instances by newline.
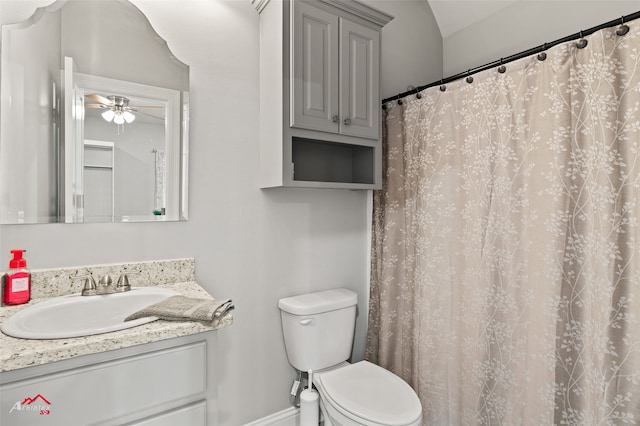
0, 332, 218, 426
254, 0, 392, 189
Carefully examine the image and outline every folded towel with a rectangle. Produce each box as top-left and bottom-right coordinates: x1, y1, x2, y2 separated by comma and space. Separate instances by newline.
125, 296, 234, 326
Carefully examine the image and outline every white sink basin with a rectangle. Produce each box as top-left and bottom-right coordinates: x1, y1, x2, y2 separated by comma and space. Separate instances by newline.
1, 287, 179, 339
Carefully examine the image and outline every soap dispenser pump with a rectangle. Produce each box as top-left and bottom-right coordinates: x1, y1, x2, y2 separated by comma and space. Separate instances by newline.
3, 249, 31, 305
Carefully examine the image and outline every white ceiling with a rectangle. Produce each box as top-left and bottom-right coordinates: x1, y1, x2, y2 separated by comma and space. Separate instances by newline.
427, 0, 520, 38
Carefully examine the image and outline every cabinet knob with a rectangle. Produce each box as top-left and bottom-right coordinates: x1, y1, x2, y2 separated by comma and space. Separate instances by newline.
332, 115, 339, 123
343, 118, 351, 126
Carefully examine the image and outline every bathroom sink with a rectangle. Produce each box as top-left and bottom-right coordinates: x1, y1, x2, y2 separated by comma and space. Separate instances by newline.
1, 287, 179, 339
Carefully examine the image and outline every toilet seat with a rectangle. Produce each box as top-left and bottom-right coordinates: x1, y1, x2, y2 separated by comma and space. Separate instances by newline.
316, 361, 422, 426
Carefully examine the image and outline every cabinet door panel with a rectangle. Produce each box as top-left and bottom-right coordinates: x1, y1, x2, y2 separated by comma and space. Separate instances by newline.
0, 342, 207, 426
291, 2, 339, 133
340, 19, 379, 139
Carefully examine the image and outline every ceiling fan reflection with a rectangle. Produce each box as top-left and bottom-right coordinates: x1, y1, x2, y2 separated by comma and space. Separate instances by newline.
85, 93, 164, 124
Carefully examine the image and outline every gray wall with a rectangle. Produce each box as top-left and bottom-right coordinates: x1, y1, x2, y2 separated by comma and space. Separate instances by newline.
443, 0, 640, 76
0, 0, 441, 424
375, 0, 443, 99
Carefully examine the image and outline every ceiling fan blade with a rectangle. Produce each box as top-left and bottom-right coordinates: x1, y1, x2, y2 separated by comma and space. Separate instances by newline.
135, 111, 164, 120
130, 105, 164, 109
85, 93, 113, 105
85, 103, 106, 109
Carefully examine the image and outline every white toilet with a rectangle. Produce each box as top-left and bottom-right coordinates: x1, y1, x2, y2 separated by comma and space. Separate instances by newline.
278, 288, 422, 426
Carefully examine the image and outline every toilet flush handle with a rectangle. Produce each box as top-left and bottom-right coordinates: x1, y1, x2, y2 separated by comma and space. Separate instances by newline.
300, 318, 316, 326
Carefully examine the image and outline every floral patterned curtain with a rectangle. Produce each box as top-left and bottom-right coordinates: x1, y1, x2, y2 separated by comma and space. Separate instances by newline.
366, 21, 640, 425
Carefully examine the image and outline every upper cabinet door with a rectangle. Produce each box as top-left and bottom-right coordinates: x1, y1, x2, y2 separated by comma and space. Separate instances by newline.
291, 2, 340, 133
339, 18, 379, 140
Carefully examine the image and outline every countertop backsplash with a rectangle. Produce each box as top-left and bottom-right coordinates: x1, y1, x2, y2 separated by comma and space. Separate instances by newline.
24, 258, 196, 299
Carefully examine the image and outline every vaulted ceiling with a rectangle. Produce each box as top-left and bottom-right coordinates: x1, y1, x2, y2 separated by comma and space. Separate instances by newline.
427, 0, 520, 38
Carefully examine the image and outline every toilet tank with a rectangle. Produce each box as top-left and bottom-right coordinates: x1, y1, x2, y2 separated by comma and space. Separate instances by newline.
278, 288, 357, 372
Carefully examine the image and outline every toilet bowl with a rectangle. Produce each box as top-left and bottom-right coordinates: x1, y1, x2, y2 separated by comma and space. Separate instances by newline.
315, 361, 422, 426
278, 288, 422, 426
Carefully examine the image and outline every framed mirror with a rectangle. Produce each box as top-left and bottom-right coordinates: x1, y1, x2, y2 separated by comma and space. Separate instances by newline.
0, 0, 190, 224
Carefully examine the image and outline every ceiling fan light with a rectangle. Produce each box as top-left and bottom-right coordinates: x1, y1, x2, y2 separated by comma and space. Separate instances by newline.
113, 113, 125, 125
123, 111, 136, 123
102, 109, 115, 122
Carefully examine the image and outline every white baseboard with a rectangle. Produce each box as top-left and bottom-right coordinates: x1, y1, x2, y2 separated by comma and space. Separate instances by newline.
243, 407, 299, 426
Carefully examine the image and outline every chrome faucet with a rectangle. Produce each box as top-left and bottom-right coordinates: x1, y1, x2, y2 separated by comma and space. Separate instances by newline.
80, 273, 134, 296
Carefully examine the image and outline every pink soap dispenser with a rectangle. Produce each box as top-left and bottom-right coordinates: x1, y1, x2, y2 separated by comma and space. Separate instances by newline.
3, 249, 31, 305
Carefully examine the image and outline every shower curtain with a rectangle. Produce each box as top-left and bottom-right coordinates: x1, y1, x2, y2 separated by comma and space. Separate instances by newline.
366, 22, 640, 425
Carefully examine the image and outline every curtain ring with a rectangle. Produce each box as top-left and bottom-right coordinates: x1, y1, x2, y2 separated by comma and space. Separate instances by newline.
466, 70, 474, 84
397, 98, 403, 105
382, 103, 387, 111
576, 31, 588, 49
616, 16, 630, 36
407, 85, 421, 99
538, 43, 547, 61
498, 58, 506, 74
439, 79, 446, 92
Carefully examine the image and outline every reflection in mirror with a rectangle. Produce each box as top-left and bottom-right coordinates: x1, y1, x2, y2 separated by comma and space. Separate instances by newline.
0, 0, 189, 224
83, 92, 169, 223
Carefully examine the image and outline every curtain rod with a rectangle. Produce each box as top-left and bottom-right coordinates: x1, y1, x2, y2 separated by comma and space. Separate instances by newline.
382, 10, 640, 105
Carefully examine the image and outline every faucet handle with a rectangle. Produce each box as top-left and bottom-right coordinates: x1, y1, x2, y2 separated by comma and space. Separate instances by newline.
116, 271, 138, 292
77, 275, 98, 296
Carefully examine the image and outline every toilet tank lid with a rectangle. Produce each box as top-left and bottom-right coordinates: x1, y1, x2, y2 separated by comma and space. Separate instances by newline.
278, 288, 357, 315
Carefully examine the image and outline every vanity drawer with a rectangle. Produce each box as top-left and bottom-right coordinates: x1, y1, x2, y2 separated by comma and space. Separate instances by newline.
1, 341, 208, 426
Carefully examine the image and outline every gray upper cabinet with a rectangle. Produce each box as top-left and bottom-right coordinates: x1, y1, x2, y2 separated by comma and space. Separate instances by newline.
292, 1, 380, 140
254, 0, 392, 190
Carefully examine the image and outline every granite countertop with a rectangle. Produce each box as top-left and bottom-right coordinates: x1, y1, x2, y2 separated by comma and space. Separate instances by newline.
0, 259, 233, 373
